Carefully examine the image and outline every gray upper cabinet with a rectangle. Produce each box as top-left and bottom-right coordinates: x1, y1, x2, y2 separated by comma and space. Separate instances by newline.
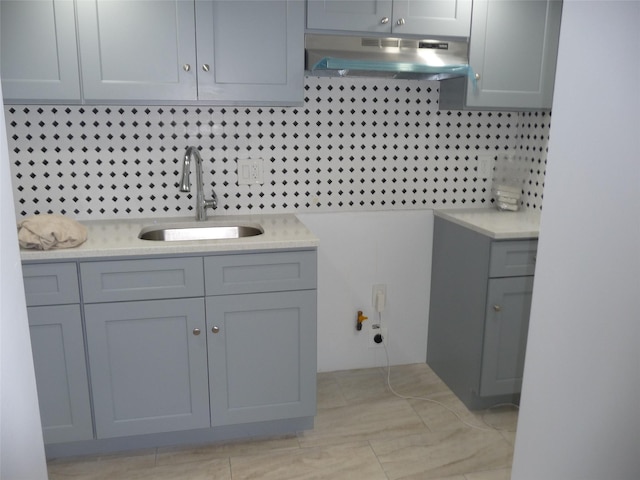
0, 0, 81, 103
195, 0, 304, 104
440, 0, 562, 110
307, 0, 471, 37
307, 0, 394, 32
77, 0, 303, 104
76, 0, 197, 102
2, 0, 303, 105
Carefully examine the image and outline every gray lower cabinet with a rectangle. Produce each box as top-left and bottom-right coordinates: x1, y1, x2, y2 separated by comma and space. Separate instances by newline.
207, 290, 317, 426
204, 251, 317, 426
82, 251, 316, 438
23, 262, 93, 444
0, 0, 80, 103
25, 249, 316, 454
439, 0, 562, 110
427, 216, 536, 409
84, 298, 210, 438
480, 276, 533, 397
81, 256, 209, 438
28, 305, 94, 444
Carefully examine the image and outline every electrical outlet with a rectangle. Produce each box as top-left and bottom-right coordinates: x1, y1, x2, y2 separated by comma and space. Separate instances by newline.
372, 284, 387, 313
369, 325, 388, 348
476, 153, 495, 179
237, 158, 264, 185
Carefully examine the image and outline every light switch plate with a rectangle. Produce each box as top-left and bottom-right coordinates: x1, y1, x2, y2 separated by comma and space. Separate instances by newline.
237, 158, 264, 185
476, 153, 495, 179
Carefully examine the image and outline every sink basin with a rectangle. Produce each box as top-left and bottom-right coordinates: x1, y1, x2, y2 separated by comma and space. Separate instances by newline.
138, 223, 263, 241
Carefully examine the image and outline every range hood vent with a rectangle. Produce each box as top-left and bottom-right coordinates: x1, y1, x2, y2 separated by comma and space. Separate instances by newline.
305, 33, 470, 80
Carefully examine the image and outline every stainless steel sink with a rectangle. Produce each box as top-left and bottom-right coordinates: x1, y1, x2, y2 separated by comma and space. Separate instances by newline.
138, 223, 263, 241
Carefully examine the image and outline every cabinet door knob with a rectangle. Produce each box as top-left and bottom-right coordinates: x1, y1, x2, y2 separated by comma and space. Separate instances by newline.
396, 18, 405, 26
183, 64, 191, 72
211, 326, 220, 334
380, 16, 390, 24
493, 304, 502, 312
202, 64, 210, 72
193, 328, 201, 335
475, 73, 481, 81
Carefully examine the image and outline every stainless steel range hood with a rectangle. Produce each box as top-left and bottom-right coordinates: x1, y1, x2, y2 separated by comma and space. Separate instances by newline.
305, 33, 470, 80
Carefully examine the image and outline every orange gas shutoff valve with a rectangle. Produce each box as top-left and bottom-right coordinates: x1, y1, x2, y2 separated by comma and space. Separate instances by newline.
356, 310, 368, 331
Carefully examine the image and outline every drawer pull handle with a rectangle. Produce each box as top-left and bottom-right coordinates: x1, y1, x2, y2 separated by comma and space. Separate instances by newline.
193, 328, 201, 335
493, 305, 502, 312
212, 326, 220, 334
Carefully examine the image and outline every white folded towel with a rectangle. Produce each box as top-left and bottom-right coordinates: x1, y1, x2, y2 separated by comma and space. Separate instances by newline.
18, 214, 88, 250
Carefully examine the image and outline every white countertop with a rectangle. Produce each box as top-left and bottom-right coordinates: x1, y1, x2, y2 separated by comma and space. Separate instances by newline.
20, 214, 319, 262
434, 208, 540, 239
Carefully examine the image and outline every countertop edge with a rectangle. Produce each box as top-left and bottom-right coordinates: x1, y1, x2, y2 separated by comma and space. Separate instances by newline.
434, 208, 540, 240
19, 214, 319, 262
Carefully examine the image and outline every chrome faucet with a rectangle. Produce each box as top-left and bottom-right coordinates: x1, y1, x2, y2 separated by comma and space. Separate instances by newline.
180, 146, 218, 221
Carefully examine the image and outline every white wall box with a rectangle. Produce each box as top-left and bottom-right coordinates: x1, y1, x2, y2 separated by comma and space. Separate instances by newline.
439, 0, 562, 110
23, 249, 317, 458
2, 0, 304, 105
0, 0, 81, 102
307, 0, 472, 38
427, 216, 536, 409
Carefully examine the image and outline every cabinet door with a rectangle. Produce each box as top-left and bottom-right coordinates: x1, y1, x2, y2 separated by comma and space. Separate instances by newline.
76, 0, 197, 101
28, 305, 93, 444
0, 0, 80, 102
466, 0, 562, 109
207, 290, 317, 426
480, 276, 534, 397
195, 0, 304, 104
307, 0, 393, 33
85, 298, 209, 438
393, 0, 471, 37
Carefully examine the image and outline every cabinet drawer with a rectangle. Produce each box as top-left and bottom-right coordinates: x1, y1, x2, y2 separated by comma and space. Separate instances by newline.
23, 263, 79, 306
80, 257, 204, 303
205, 250, 317, 295
489, 240, 538, 278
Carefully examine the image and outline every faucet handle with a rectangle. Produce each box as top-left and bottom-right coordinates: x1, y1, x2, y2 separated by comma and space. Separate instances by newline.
204, 189, 218, 210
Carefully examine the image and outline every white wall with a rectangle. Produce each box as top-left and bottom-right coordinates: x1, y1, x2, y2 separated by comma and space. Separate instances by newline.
298, 210, 432, 372
512, 2, 640, 479
0, 86, 48, 477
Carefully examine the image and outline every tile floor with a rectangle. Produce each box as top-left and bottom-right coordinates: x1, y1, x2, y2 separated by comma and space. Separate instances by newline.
47, 363, 518, 480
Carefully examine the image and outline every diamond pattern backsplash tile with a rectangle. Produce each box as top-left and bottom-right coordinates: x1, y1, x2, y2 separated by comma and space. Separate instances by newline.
6, 76, 549, 220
